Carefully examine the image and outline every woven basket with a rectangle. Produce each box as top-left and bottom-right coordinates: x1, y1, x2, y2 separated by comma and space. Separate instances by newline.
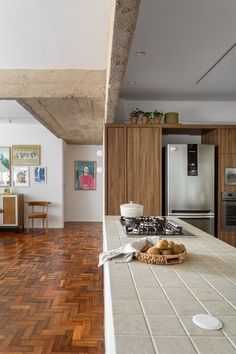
135, 249, 187, 265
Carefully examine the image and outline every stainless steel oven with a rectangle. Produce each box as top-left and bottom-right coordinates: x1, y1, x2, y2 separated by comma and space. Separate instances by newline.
222, 192, 236, 230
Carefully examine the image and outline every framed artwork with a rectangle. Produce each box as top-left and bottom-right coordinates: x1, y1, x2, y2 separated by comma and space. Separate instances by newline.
12, 145, 41, 165
74, 161, 96, 190
13, 167, 30, 187
225, 168, 236, 185
0, 147, 11, 187
34, 166, 47, 183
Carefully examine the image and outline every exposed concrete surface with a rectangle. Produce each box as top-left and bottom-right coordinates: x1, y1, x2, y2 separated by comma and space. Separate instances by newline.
18, 97, 104, 145
0, 69, 105, 144
0, 69, 106, 98
106, 0, 140, 123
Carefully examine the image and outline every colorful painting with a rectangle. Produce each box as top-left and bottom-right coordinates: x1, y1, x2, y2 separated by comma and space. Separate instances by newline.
34, 166, 47, 183
12, 145, 41, 165
74, 161, 96, 190
13, 167, 30, 187
0, 147, 11, 187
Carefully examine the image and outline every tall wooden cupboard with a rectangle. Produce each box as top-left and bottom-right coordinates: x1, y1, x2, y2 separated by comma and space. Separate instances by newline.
105, 125, 162, 215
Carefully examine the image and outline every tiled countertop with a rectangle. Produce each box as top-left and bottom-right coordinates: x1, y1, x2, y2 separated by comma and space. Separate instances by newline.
103, 216, 236, 354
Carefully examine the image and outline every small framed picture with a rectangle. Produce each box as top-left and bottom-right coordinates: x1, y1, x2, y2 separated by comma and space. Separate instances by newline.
34, 166, 47, 184
74, 161, 96, 190
12, 145, 41, 165
225, 168, 236, 185
13, 167, 30, 187
0, 146, 11, 187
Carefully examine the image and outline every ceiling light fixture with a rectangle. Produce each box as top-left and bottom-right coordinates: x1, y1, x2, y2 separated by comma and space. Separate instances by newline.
128, 81, 136, 85
136, 51, 146, 56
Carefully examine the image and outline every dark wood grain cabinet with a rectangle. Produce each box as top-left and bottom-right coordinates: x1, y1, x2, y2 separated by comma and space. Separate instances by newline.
105, 127, 126, 215
220, 129, 236, 153
105, 126, 162, 215
126, 127, 161, 215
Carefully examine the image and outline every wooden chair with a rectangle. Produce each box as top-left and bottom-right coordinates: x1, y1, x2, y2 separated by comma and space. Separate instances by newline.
25, 201, 51, 233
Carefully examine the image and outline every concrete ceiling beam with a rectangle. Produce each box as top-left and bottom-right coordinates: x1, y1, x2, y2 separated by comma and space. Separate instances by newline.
0, 69, 106, 99
18, 97, 105, 145
0, 69, 105, 144
106, 0, 141, 122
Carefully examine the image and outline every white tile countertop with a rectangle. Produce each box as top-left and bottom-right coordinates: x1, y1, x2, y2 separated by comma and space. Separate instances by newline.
103, 216, 236, 354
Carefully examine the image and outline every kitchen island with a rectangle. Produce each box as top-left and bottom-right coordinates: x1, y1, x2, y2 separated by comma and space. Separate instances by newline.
103, 216, 236, 354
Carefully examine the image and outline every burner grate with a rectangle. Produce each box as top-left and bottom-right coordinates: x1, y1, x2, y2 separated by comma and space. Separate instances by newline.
120, 216, 184, 236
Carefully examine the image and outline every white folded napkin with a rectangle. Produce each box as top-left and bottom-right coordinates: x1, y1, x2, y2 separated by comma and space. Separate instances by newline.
98, 237, 160, 266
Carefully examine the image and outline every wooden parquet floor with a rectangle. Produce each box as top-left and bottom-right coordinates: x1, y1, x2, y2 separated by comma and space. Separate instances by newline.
0, 222, 104, 354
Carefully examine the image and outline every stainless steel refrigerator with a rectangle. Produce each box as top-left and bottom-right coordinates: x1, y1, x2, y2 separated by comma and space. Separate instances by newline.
165, 144, 215, 235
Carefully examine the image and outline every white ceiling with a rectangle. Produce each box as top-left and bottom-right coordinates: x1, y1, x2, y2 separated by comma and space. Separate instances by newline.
0, 0, 109, 69
121, 0, 236, 100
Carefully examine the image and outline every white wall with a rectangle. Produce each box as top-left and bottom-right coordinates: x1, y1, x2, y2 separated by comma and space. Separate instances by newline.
117, 99, 236, 124
0, 123, 64, 228
64, 145, 103, 222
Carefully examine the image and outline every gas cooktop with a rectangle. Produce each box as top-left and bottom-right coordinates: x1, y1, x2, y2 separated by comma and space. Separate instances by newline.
120, 216, 193, 236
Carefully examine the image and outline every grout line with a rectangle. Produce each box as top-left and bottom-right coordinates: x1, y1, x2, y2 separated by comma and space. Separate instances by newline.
128, 262, 159, 354
149, 265, 200, 354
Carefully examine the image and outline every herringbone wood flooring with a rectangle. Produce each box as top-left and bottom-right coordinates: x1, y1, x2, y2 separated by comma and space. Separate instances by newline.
0, 222, 104, 354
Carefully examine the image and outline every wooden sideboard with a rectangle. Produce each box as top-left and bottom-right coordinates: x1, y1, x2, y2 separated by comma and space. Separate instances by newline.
0, 194, 24, 231
106, 123, 236, 247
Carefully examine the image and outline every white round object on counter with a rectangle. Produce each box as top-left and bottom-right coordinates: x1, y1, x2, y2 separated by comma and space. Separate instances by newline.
120, 201, 144, 218
192, 314, 223, 330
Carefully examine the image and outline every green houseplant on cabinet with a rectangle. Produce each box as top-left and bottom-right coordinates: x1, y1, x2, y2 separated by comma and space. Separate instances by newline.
129, 108, 142, 124
141, 111, 152, 124
153, 110, 163, 124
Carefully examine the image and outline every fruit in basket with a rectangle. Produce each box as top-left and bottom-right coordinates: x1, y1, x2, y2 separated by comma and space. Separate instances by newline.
173, 243, 186, 254
156, 239, 169, 249
162, 249, 174, 255
167, 240, 175, 250
147, 247, 161, 255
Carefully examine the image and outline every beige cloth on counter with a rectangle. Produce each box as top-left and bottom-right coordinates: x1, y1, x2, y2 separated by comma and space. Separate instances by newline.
98, 237, 160, 266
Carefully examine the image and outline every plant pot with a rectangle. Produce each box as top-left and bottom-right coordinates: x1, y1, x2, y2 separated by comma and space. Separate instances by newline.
164, 112, 179, 124
141, 116, 149, 124
153, 116, 161, 124
130, 116, 138, 124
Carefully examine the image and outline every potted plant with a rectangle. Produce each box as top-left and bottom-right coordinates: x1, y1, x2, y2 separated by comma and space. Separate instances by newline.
129, 108, 142, 124
141, 111, 152, 124
153, 110, 163, 124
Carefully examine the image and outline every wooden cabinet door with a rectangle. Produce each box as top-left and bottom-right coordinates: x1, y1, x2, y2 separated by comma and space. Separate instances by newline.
3, 196, 16, 225
126, 127, 161, 215
220, 129, 236, 153
106, 127, 126, 215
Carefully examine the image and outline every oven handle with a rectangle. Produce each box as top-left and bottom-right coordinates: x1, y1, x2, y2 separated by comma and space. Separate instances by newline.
169, 212, 214, 218
222, 199, 236, 202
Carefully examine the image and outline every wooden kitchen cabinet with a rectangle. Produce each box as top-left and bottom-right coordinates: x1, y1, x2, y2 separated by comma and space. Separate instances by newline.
126, 127, 161, 215
219, 129, 236, 153
105, 127, 126, 215
0, 194, 24, 230
105, 125, 162, 215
